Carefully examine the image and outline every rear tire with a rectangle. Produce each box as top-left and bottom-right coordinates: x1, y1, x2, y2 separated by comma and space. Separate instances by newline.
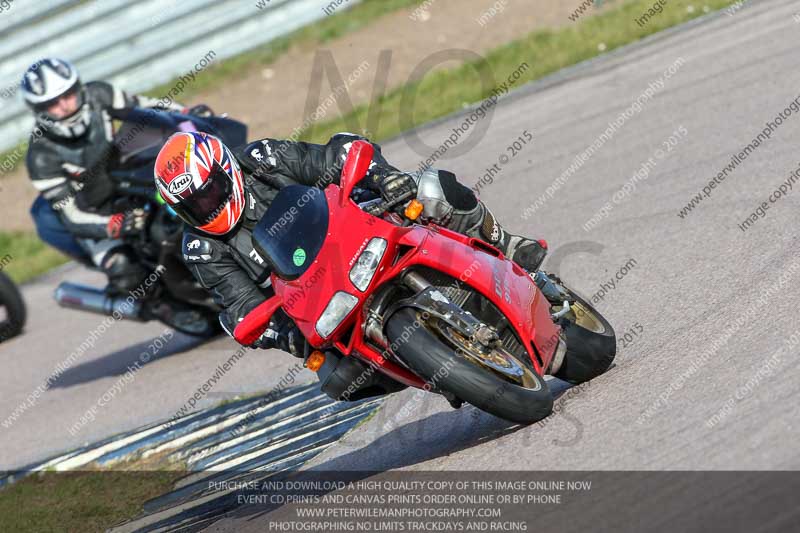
0, 273, 25, 342
552, 285, 616, 384
386, 308, 553, 424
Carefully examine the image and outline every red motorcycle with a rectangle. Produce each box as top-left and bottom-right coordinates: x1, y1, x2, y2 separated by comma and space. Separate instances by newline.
234, 141, 616, 424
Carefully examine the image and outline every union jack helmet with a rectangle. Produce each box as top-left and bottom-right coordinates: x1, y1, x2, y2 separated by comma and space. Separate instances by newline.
154, 132, 245, 235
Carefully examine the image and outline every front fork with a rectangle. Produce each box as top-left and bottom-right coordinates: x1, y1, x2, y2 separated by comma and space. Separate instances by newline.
532, 271, 572, 374
365, 270, 568, 377
371, 271, 500, 350
364, 271, 498, 408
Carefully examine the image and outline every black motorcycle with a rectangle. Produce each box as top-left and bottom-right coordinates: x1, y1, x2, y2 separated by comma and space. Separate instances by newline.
53, 108, 247, 337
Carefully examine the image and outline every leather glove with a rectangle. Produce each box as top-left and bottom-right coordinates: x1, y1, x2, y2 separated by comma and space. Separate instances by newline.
251, 310, 307, 358
186, 104, 214, 118
107, 208, 149, 239
377, 172, 417, 208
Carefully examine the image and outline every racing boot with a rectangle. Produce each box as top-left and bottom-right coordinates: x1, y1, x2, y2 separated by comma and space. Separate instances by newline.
452, 201, 548, 273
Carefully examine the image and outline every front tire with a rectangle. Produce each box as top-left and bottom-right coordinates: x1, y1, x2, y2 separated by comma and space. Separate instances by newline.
0, 273, 26, 342
385, 308, 553, 424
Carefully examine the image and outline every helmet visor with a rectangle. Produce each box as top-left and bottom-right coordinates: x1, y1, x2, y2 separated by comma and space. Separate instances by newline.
172, 162, 234, 227
32, 82, 84, 120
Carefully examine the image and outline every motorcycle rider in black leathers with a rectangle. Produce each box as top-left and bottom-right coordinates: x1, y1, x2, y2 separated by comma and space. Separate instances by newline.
154, 130, 547, 354
22, 58, 187, 296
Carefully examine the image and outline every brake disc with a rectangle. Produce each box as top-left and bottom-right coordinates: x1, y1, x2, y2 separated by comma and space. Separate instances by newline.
429, 318, 539, 389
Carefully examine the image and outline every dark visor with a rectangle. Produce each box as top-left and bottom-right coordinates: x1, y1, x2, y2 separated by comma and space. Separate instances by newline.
172, 162, 233, 227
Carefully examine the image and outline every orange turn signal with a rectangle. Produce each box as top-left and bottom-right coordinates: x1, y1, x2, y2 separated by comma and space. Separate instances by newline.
405, 199, 424, 221
306, 350, 326, 372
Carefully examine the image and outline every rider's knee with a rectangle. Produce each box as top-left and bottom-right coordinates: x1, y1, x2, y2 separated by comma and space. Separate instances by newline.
437, 169, 478, 211
414, 168, 479, 224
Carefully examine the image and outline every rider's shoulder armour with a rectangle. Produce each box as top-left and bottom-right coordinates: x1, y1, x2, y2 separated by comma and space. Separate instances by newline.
182, 233, 217, 263
235, 139, 280, 175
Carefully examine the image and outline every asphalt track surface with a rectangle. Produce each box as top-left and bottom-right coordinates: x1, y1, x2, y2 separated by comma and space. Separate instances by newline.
1, 0, 799, 527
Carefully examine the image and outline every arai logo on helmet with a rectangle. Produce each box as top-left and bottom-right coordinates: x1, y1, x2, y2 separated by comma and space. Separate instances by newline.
167, 173, 194, 195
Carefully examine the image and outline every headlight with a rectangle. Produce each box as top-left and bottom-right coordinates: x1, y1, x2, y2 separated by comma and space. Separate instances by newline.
316, 291, 359, 338
349, 238, 387, 292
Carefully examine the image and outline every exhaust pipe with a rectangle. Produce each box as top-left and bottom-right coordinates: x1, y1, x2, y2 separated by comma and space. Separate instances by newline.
54, 282, 144, 321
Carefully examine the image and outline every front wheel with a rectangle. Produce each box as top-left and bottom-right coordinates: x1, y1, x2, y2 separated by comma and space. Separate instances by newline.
385, 308, 553, 424
0, 273, 26, 342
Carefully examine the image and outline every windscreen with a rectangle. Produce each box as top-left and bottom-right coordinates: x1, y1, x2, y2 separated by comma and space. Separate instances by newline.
252, 185, 329, 280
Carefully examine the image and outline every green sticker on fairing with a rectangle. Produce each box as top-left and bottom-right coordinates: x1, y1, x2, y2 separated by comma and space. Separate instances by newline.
293, 248, 307, 266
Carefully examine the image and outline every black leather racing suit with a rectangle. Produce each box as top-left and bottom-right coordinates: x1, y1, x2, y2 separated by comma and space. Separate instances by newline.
26, 81, 184, 292
182, 133, 545, 344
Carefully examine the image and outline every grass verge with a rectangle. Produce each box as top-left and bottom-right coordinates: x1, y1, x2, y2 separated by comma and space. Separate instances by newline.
0, 231, 69, 284
299, 0, 737, 144
0, 469, 184, 532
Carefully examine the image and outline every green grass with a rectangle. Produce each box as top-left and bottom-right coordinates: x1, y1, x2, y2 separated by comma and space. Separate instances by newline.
299, 0, 737, 144
0, 469, 184, 532
0, 231, 69, 283
0, 140, 29, 180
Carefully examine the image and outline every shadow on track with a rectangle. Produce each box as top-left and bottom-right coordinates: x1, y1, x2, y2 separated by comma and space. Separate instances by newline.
48, 332, 215, 388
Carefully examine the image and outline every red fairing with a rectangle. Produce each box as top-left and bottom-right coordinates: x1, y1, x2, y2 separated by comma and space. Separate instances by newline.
264, 184, 560, 385
235, 136, 558, 387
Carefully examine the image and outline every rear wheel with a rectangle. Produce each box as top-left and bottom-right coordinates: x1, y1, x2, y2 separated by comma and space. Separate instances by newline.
548, 277, 616, 384
385, 308, 552, 424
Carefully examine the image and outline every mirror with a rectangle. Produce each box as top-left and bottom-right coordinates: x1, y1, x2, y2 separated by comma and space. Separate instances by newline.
339, 140, 374, 207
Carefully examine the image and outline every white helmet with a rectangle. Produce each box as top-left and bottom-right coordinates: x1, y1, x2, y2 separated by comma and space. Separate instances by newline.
20, 58, 90, 138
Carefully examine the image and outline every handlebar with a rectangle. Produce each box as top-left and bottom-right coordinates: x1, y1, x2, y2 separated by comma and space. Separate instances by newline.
362, 190, 416, 218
